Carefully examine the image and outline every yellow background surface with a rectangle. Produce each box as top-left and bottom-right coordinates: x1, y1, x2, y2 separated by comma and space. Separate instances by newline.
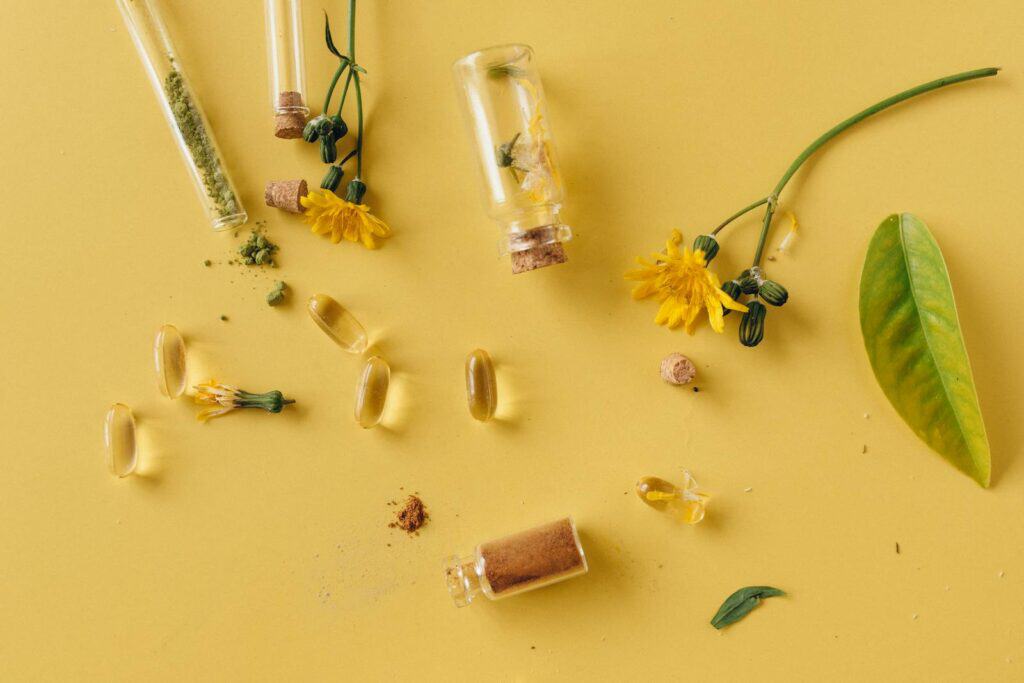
2, 1, 1022, 680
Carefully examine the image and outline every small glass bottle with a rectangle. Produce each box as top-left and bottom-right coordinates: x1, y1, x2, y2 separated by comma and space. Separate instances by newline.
453, 44, 573, 274
117, 0, 247, 230
264, 0, 309, 138
444, 517, 588, 607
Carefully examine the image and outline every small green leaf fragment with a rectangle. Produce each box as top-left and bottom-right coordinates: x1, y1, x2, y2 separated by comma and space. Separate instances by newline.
710, 586, 785, 629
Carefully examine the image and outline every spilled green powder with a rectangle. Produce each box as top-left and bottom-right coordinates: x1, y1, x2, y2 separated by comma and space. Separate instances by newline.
237, 228, 279, 266
266, 281, 287, 306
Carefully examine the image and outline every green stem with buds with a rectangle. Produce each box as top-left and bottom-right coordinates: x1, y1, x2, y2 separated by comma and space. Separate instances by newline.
716, 68, 1000, 266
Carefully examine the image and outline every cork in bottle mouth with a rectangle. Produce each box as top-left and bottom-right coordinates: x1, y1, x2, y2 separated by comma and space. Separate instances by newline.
507, 225, 570, 274
274, 112, 308, 139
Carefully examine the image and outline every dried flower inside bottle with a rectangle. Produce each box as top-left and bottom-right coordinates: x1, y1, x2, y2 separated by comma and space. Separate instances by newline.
453, 44, 573, 273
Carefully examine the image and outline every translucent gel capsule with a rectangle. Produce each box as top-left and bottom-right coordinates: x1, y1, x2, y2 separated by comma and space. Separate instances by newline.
307, 294, 368, 353
154, 324, 187, 398
104, 403, 138, 477
636, 471, 708, 524
354, 356, 390, 429
465, 349, 497, 421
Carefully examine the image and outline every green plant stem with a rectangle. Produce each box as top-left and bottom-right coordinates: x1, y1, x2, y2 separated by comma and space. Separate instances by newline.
322, 61, 349, 114
711, 197, 769, 236
354, 72, 364, 177
347, 0, 365, 178
336, 70, 354, 115
748, 67, 999, 266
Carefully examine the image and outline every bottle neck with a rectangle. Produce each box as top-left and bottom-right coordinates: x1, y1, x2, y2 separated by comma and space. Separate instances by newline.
496, 203, 561, 237
444, 554, 483, 607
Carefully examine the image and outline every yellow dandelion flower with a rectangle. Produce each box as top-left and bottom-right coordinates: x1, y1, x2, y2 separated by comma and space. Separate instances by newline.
625, 230, 747, 334
300, 189, 392, 249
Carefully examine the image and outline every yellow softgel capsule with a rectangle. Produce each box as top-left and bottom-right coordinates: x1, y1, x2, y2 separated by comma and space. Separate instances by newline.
307, 294, 368, 354
465, 349, 497, 421
104, 403, 138, 478
636, 471, 708, 524
154, 324, 187, 399
354, 356, 390, 429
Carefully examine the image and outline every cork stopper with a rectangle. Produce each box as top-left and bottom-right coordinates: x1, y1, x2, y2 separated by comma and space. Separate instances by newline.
274, 112, 307, 139
660, 353, 697, 385
274, 91, 307, 139
277, 91, 304, 109
509, 228, 568, 274
264, 179, 308, 213
510, 242, 567, 273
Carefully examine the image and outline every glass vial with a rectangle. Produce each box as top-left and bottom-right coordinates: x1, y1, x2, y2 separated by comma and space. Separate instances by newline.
444, 517, 588, 607
117, 0, 247, 230
453, 44, 573, 274
264, 0, 309, 138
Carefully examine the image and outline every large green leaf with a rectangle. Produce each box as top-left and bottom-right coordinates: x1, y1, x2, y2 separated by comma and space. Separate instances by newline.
859, 213, 990, 486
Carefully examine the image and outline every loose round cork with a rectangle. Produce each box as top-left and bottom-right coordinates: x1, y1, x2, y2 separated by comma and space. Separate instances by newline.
660, 353, 697, 385
510, 242, 567, 274
274, 111, 307, 139
264, 179, 308, 214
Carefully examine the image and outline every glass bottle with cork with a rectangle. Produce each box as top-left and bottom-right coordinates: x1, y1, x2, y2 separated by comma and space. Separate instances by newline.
444, 517, 588, 606
264, 0, 309, 138
453, 44, 573, 274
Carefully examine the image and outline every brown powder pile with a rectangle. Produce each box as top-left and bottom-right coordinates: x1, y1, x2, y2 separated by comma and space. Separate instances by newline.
389, 495, 428, 534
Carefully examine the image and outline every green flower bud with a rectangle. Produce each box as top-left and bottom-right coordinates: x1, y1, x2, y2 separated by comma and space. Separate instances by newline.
302, 116, 324, 143
693, 234, 720, 262
738, 271, 759, 295
739, 301, 767, 347
320, 137, 338, 164
315, 116, 335, 137
329, 114, 348, 139
720, 280, 743, 316
345, 179, 368, 204
265, 390, 289, 413
759, 279, 789, 306
321, 165, 344, 192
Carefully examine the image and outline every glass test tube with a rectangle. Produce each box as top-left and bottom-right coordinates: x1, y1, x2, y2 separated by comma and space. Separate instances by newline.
453, 44, 573, 274
117, 0, 247, 230
265, 0, 309, 138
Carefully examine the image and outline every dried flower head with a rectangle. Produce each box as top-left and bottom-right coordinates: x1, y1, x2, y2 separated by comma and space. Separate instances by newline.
193, 380, 295, 422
